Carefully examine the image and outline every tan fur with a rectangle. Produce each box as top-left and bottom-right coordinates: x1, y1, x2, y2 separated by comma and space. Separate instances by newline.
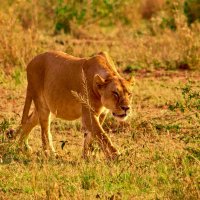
18, 51, 132, 160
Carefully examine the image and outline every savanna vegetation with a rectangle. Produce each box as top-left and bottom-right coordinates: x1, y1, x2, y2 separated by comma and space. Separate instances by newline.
0, 0, 200, 199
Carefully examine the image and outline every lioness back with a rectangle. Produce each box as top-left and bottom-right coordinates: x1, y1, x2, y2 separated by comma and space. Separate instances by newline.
26, 51, 86, 120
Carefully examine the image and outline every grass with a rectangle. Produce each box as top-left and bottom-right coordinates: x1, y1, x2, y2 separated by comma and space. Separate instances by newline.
1, 71, 199, 199
0, 0, 200, 199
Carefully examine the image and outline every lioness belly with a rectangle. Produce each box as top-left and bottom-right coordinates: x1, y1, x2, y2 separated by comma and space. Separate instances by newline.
46, 94, 82, 120
53, 103, 82, 121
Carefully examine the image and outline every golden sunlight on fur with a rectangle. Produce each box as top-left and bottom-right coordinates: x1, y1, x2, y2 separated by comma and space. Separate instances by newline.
17, 51, 133, 160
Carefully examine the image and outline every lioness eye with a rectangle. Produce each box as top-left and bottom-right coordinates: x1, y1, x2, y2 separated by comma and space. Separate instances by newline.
112, 91, 119, 99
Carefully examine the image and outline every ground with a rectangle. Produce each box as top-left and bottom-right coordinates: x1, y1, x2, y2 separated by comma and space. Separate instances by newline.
0, 68, 199, 199
0, 0, 200, 199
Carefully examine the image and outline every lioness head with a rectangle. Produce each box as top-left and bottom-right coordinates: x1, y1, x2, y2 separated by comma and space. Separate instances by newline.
94, 74, 133, 121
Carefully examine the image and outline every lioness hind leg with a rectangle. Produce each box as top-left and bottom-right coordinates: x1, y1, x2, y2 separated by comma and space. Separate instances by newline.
18, 109, 38, 151
40, 114, 55, 155
35, 100, 55, 156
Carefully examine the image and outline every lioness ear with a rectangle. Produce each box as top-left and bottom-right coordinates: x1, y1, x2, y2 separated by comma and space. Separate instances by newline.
127, 76, 135, 85
94, 74, 105, 88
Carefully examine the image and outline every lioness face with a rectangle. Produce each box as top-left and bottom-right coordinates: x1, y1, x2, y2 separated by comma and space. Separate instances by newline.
94, 75, 132, 121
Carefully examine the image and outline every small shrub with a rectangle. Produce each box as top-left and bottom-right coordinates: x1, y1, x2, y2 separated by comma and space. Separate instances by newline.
81, 168, 96, 190
123, 65, 142, 73
184, 0, 200, 24
140, 0, 165, 19
0, 118, 12, 142
54, 0, 130, 33
168, 82, 200, 113
160, 17, 176, 31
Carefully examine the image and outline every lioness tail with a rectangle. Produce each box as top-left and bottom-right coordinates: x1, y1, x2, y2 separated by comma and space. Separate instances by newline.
21, 85, 32, 124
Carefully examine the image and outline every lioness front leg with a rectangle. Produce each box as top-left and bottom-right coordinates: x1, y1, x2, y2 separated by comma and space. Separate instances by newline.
82, 108, 120, 160
82, 128, 93, 159
99, 110, 108, 125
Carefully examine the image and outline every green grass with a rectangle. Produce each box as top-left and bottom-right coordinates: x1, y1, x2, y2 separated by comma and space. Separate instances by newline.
0, 140, 199, 199
0, 0, 200, 199
1, 71, 200, 199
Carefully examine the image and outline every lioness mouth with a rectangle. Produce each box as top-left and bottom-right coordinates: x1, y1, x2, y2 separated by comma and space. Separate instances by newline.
113, 113, 127, 118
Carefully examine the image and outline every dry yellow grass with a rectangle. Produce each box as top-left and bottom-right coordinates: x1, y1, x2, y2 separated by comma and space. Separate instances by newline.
0, 0, 200, 199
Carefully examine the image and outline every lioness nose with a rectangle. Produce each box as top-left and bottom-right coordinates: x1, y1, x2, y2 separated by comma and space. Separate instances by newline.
121, 106, 130, 112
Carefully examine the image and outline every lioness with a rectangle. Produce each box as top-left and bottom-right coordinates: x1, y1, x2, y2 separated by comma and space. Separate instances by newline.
18, 51, 132, 159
